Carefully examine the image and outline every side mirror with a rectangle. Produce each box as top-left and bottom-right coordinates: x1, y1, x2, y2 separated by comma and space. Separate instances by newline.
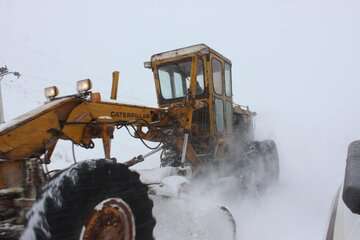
343, 140, 360, 214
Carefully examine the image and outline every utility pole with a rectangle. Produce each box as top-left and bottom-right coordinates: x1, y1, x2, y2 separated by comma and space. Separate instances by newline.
0, 66, 21, 124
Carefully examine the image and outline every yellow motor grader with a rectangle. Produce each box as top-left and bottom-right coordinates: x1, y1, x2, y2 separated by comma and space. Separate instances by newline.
0, 44, 279, 240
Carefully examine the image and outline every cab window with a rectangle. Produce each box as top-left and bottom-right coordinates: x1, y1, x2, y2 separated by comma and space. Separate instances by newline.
196, 60, 205, 94
158, 58, 204, 100
215, 98, 224, 132
224, 63, 232, 96
173, 72, 184, 98
158, 70, 172, 99
224, 101, 233, 132
212, 59, 223, 95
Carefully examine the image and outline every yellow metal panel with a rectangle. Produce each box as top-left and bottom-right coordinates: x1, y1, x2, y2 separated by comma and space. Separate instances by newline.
0, 110, 60, 160
62, 101, 161, 144
61, 102, 92, 143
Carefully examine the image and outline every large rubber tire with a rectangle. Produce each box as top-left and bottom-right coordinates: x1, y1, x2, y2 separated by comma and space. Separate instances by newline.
239, 140, 279, 190
259, 140, 280, 184
231, 141, 262, 190
21, 159, 155, 240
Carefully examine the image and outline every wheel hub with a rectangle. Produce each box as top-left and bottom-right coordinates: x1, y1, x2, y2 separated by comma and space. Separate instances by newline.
80, 198, 135, 240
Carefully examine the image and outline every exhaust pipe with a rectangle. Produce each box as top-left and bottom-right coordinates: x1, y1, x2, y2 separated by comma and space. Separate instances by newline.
111, 71, 119, 100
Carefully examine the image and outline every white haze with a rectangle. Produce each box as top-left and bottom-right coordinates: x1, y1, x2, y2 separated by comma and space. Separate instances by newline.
1, 0, 360, 239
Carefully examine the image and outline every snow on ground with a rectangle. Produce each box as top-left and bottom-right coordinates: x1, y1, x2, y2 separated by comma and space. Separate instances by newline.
147, 166, 338, 240
152, 196, 235, 240
2, 1, 359, 239
231, 180, 331, 240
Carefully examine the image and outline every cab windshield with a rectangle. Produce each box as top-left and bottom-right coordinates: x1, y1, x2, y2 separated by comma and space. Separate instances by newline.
158, 58, 204, 100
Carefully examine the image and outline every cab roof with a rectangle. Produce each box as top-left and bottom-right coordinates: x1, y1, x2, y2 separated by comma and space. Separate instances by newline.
151, 44, 232, 64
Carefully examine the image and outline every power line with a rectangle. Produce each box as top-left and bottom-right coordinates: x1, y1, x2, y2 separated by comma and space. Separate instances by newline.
0, 65, 21, 123
0, 65, 20, 79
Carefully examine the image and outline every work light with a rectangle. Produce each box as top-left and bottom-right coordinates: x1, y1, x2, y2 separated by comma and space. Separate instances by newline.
44, 86, 59, 100
76, 79, 92, 93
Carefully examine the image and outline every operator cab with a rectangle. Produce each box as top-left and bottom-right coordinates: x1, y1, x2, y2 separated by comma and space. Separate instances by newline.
146, 44, 234, 139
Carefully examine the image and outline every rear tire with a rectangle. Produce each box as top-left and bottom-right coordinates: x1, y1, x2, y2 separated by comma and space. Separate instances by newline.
21, 159, 155, 240
240, 140, 279, 190
260, 140, 280, 184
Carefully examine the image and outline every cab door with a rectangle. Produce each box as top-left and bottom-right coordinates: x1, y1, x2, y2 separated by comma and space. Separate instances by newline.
211, 56, 233, 136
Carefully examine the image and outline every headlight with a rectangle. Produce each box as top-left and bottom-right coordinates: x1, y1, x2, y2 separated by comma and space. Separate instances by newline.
76, 79, 92, 93
44, 86, 59, 99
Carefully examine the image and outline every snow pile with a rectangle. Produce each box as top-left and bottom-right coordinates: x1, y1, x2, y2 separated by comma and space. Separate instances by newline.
136, 167, 177, 184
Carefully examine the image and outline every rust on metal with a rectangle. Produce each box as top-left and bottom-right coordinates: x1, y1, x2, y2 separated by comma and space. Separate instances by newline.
81, 199, 135, 240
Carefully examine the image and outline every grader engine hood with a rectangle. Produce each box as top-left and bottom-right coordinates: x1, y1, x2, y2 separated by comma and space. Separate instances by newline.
0, 97, 82, 160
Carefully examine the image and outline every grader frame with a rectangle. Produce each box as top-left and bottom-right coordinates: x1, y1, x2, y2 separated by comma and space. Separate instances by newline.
0, 44, 256, 239
0, 44, 253, 190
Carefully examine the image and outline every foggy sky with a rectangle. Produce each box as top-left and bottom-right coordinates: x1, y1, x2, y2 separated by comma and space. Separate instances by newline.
1, 0, 360, 239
